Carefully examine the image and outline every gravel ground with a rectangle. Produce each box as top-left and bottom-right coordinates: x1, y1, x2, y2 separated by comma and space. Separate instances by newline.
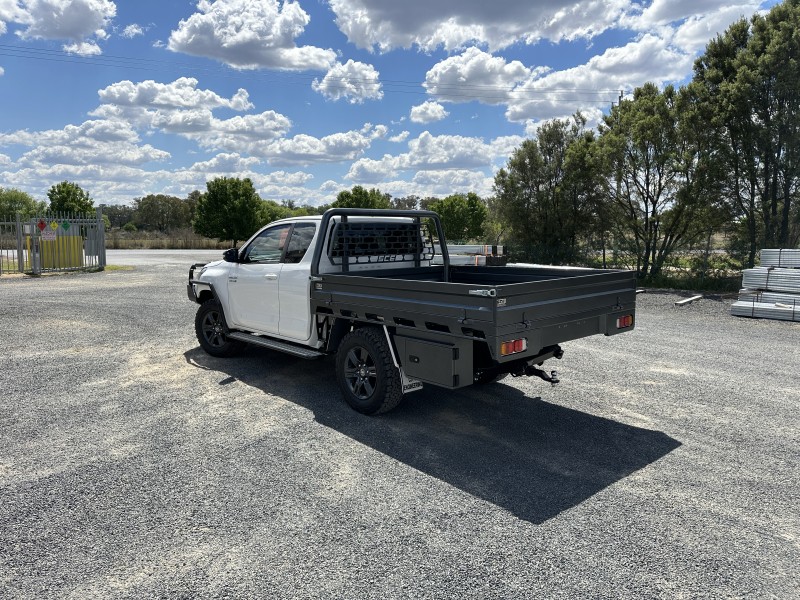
1, 250, 798, 599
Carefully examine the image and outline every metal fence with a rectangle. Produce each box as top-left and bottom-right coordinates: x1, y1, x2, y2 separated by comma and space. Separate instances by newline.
0, 208, 106, 276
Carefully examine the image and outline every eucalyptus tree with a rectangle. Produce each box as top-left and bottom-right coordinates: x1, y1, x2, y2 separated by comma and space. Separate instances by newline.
493, 114, 596, 263
744, 0, 800, 249
133, 194, 191, 232
735, 0, 800, 247
598, 84, 713, 278
692, 18, 760, 266
692, 1, 800, 261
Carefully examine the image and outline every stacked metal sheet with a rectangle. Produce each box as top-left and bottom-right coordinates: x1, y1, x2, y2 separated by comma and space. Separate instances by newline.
741, 267, 800, 294
434, 244, 507, 266
761, 248, 800, 268
737, 289, 800, 305
731, 249, 800, 322
446, 244, 504, 256
730, 300, 800, 321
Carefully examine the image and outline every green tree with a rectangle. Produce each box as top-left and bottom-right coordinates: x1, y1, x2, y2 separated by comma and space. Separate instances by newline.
598, 84, 713, 278
391, 195, 419, 210
185, 190, 202, 225
133, 194, 191, 232
262, 199, 293, 223
332, 185, 391, 209
280, 200, 317, 216
692, 18, 761, 266
0, 187, 46, 218
494, 115, 596, 263
104, 204, 135, 229
193, 177, 265, 246
428, 193, 487, 242
691, 1, 800, 260
47, 181, 94, 214
419, 197, 439, 211
562, 129, 616, 266
745, 0, 800, 249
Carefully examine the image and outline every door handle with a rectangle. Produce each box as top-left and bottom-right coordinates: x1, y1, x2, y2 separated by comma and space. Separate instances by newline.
263, 273, 278, 280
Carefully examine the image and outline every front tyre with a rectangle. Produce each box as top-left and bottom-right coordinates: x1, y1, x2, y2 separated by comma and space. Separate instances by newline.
195, 299, 244, 358
335, 327, 403, 415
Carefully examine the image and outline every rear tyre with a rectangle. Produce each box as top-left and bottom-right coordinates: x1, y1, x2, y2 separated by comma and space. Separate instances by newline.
335, 327, 403, 415
195, 299, 244, 357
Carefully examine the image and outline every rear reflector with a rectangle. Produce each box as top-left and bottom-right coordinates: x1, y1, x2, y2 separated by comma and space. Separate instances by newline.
500, 338, 527, 356
616, 315, 634, 329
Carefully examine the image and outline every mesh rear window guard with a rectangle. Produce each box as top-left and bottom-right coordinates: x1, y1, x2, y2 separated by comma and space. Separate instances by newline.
328, 221, 438, 265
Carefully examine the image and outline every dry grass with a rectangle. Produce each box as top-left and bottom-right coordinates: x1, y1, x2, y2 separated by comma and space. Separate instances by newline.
107, 228, 232, 250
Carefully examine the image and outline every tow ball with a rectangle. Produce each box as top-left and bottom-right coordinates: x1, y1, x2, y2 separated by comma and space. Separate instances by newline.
524, 365, 560, 386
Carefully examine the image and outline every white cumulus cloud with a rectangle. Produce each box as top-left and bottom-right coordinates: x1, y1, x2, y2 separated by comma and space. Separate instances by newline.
506, 34, 694, 122
420, 35, 695, 124
671, 4, 760, 53
15, 0, 116, 55
410, 101, 450, 124
120, 23, 144, 38
312, 59, 383, 103
168, 0, 335, 70
89, 78, 293, 153
423, 48, 535, 105
329, 0, 633, 52
264, 124, 385, 166
635, 0, 752, 27
97, 77, 254, 111
388, 131, 409, 143
346, 131, 523, 184
63, 40, 101, 55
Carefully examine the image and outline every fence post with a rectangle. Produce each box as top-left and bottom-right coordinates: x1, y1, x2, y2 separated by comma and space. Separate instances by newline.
15, 213, 25, 272
96, 205, 107, 269
31, 227, 41, 276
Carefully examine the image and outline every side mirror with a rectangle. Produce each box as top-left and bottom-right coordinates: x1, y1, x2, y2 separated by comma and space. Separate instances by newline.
223, 248, 239, 262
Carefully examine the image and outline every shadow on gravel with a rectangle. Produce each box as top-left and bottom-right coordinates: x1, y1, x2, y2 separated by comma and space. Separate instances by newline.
186, 347, 681, 524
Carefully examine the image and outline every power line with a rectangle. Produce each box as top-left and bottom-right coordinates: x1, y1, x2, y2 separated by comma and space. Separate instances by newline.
0, 42, 624, 104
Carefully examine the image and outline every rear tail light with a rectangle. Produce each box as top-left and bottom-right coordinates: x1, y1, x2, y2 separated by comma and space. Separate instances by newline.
616, 315, 634, 329
500, 338, 527, 356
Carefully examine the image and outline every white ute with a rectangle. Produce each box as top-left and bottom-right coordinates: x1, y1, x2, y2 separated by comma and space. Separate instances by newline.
188, 208, 637, 415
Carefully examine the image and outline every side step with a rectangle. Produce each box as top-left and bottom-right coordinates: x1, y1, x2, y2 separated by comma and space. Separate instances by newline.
227, 331, 325, 359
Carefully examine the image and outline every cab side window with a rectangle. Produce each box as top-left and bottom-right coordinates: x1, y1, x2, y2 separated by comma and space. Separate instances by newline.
283, 223, 316, 264
242, 224, 291, 263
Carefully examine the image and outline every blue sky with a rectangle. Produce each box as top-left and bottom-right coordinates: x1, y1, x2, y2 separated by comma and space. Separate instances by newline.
0, 0, 778, 207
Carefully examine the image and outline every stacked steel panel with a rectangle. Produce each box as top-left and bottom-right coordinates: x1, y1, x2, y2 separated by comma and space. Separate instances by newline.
731, 249, 800, 322
434, 244, 507, 266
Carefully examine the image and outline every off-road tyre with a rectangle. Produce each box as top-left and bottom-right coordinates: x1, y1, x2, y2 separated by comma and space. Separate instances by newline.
195, 299, 244, 358
335, 327, 404, 415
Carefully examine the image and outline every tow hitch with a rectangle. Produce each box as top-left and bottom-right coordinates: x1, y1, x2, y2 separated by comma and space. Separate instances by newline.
524, 365, 559, 386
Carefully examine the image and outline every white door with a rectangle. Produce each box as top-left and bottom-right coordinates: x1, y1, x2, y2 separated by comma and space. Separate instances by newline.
227, 224, 291, 334
278, 222, 317, 340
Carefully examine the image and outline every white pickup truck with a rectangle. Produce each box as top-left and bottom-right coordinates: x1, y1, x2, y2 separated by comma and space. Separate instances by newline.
188, 208, 636, 414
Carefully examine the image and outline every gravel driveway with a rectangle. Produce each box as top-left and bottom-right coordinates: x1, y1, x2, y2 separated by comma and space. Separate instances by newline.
1, 250, 798, 598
